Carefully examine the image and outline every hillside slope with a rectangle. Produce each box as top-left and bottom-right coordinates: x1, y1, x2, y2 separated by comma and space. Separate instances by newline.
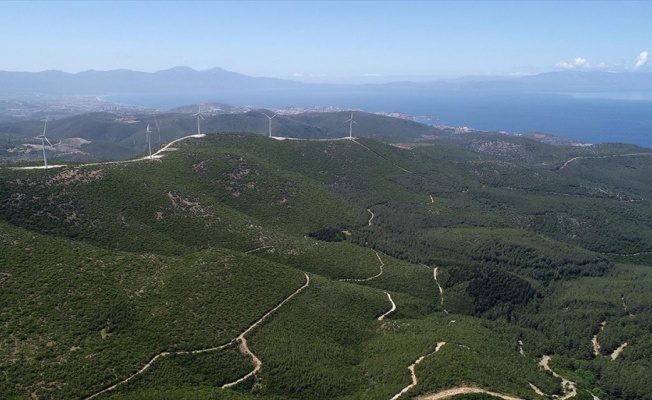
1, 133, 652, 399
0, 110, 454, 165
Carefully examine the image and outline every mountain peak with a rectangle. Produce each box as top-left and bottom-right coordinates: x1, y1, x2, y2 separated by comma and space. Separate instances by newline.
155, 66, 198, 74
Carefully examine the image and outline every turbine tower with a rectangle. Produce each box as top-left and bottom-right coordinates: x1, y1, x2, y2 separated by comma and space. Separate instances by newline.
146, 124, 152, 159
193, 105, 205, 135
263, 112, 276, 137
39, 116, 53, 169
344, 113, 357, 139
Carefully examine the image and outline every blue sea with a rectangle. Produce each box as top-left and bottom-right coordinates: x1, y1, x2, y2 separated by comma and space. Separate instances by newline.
105, 88, 652, 149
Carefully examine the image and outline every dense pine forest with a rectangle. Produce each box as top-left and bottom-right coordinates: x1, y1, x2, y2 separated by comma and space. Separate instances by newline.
2, 129, 652, 399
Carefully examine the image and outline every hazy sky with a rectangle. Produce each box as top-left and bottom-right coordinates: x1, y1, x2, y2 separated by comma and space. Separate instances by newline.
2, 0, 651, 83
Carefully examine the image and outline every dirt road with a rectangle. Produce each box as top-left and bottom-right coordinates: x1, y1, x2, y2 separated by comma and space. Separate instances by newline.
12, 134, 206, 171
418, 387, 521, 400
592, 320, 606, 356
610, 343, 628, 360
390, 342, 447, 400
84, 272, 310, 399
432, 267, 448, 314
559, 152, 652, 170
339, 251, 385, 282
378, 292, 397, 320
540, 355, 576, 399
84, 342, 233, 400
223, 273, 311, 388
367, 208, 376, 226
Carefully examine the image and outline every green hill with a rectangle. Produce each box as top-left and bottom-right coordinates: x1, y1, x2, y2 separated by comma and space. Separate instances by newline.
0, 110, 453, 165
1, 132, 652, 399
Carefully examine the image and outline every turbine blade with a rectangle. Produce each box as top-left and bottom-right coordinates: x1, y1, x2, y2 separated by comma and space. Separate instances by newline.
45, 137, 53, 147
200, 115, 205, 120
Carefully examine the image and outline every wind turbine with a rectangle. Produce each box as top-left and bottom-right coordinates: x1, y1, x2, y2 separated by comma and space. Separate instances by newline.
262, 112, 276, 137
145, 124, 152, 159
39, 116, 53, 168
193, 105, 205, 135
344, 113, 356, 139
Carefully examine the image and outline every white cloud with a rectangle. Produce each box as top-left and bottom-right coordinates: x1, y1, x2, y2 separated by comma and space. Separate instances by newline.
556, 62, 574, 69
556, 57, 590, 69
574, 57, 589, 67
635, 51, 649, 70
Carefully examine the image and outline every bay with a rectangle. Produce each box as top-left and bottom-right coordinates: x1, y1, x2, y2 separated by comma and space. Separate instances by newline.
104, 88, 652, 148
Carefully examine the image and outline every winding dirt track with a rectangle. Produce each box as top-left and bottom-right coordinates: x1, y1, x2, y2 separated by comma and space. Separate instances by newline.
419, 264, 448, 313
397, 342, 521, 400
12, 134, 206, 170
529, 383, 545, 396
592, 320, 606, 356
378, 292, 397, 321
559, 152, 652, 170
559, 156, 582, 169
540, 355, 577, 400
390, 342, 522, 400
610, 343, 628, 360
84, 342, 233, 400
351, 138, 412, 173
418, 387, 521, 400
367, 208, 376, 226
338, 251, 385, 282
390, 342, 447, 400
591, 336, 601, 356
433, 268, 444, 306
83, 272, 310, 399
245, 245, 275, 254
222, 273, 311, 388
432, 267, 448, 314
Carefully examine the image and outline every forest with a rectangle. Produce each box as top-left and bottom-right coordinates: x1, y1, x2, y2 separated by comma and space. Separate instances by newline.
1, 131, 652, 399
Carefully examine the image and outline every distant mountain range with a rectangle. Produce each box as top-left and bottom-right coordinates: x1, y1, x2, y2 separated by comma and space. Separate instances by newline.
467, 70, 652, 92
2, 66, 652, 97
0, 66, 305, 96
368, 71, 652, 93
